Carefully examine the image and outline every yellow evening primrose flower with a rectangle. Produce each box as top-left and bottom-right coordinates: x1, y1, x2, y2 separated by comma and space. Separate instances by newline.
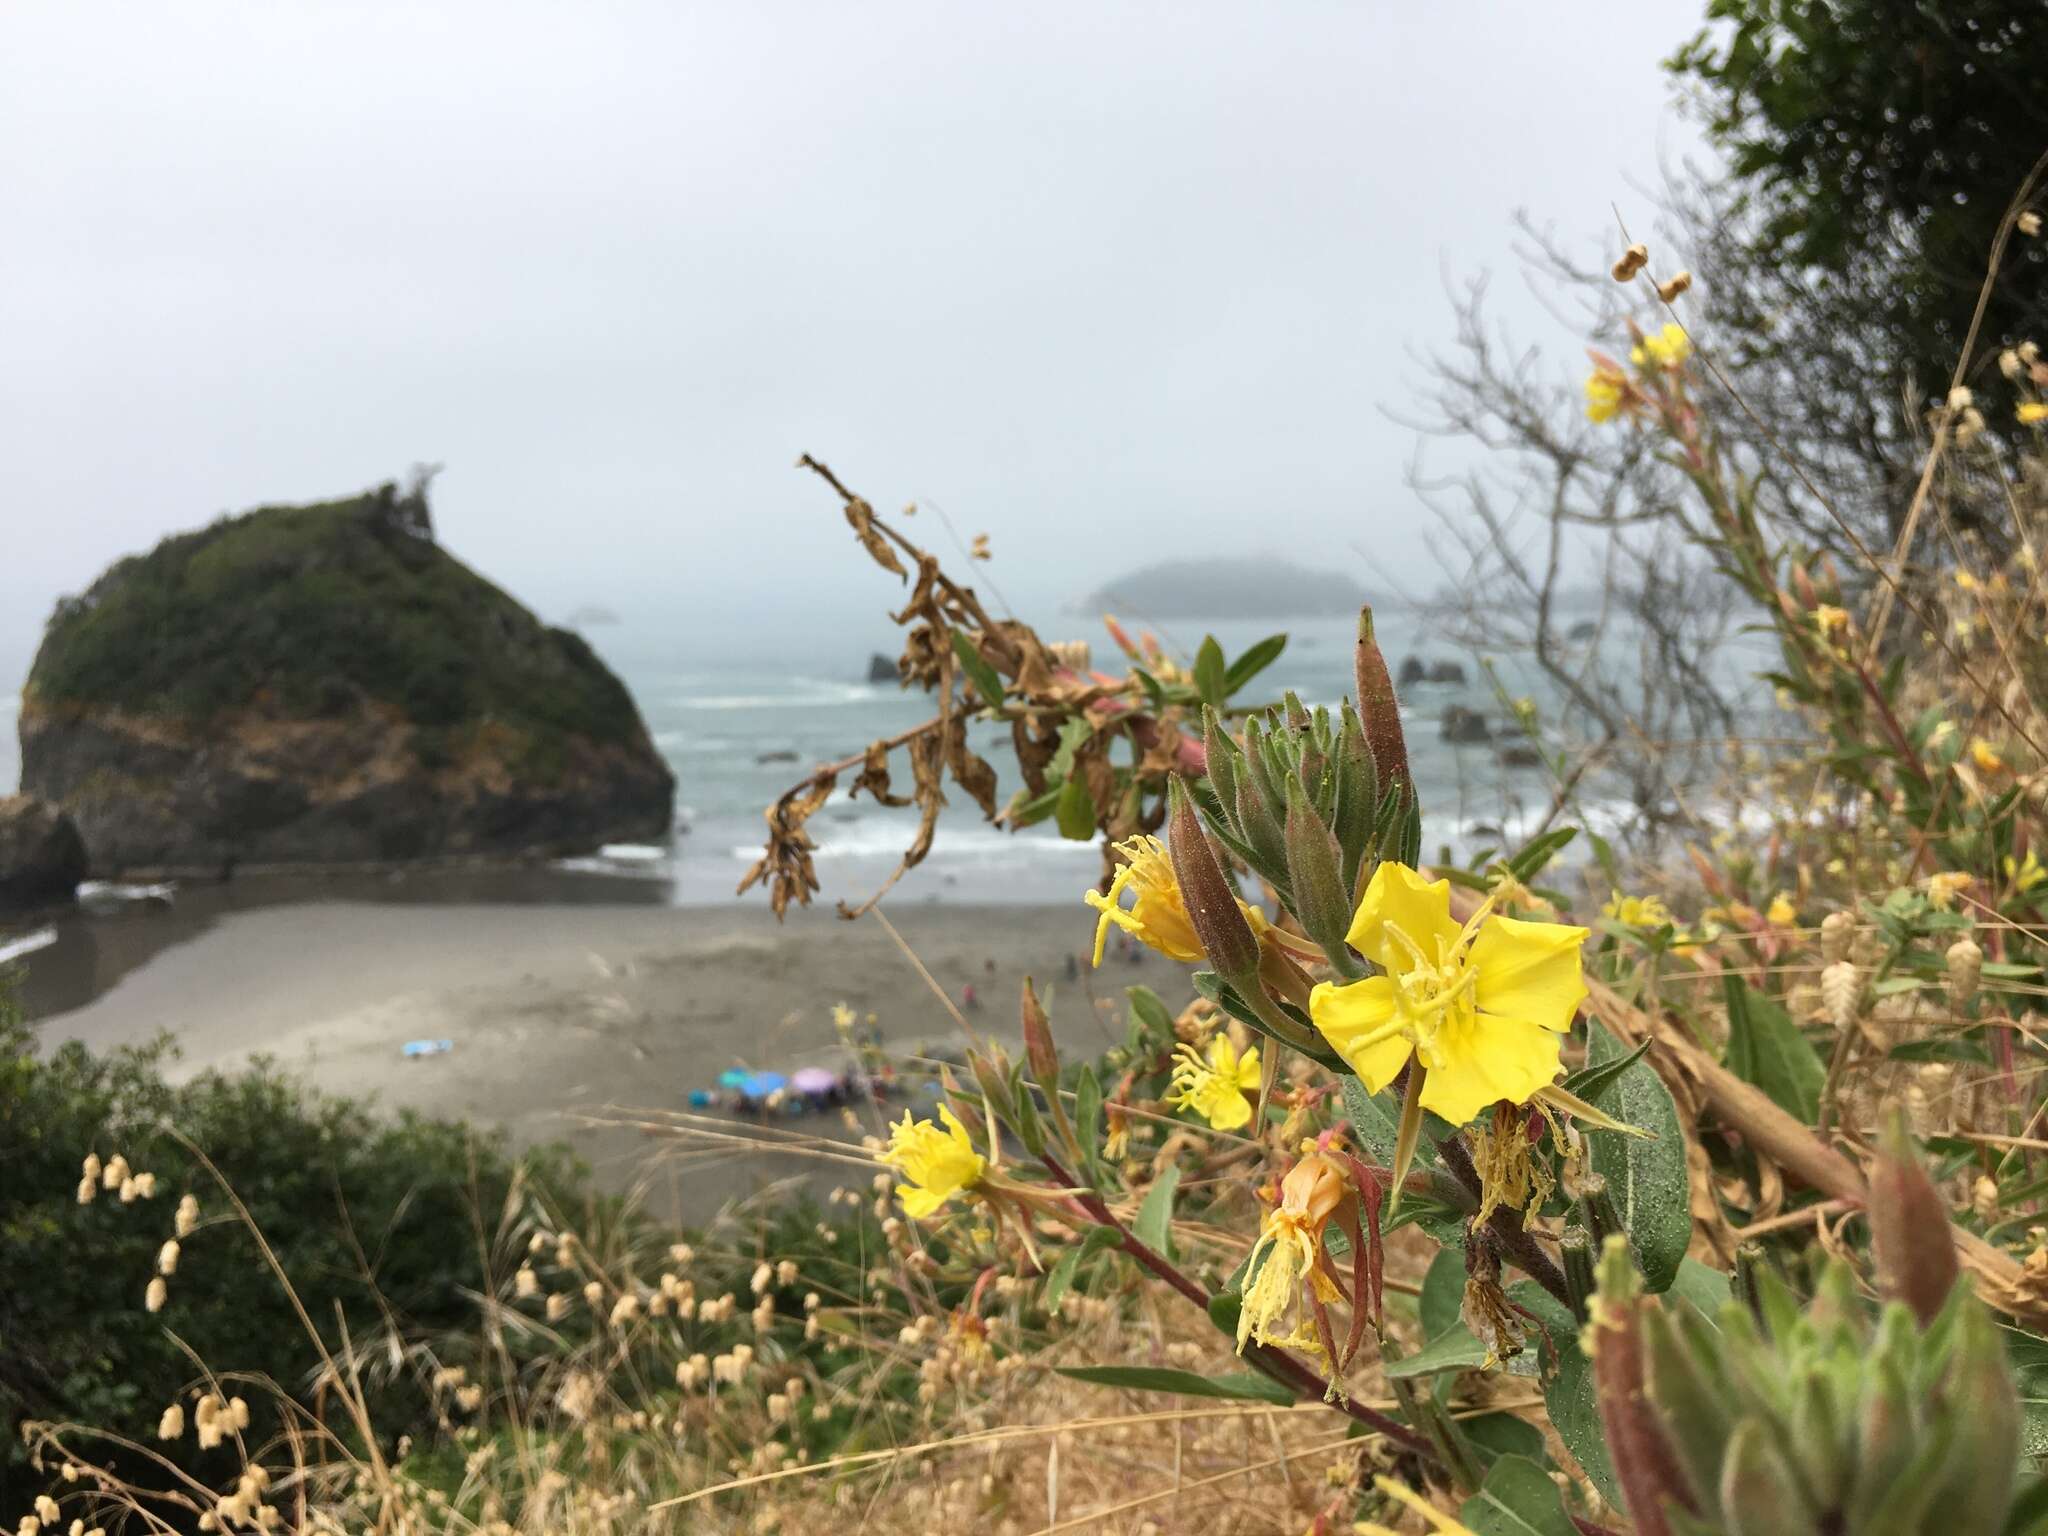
2019, 401, 2048, 426
1602, 891, 1671, 928
2006, 851, 2046, 893
1926, 870, 1972, 910
1167, 1035, 1262, 1131
1584, 368, 1625, 423
1640, 321, 1692, 369
1308, 864, 1588, 1127
1237, 1146, 1348, 1353
1084, 835, 1203, 966
1766, 892, 1797, 927
881, 1106, 986, 1219
830, 1002, 856, 1029
1971, 739, 2007, 775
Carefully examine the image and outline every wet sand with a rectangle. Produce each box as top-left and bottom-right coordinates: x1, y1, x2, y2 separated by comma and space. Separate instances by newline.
29, 898, 1180, 1222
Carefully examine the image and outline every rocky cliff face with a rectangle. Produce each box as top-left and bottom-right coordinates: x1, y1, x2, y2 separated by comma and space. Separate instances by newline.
0, 794, 87, 906
20, 484, 674, 876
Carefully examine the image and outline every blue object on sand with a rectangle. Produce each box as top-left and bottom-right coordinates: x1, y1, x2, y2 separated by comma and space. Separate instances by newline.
403, 1039, 453, 1058
688, 1089, 713, 1108
740, 1071, 786, 1100
718, 1069, 749, 1089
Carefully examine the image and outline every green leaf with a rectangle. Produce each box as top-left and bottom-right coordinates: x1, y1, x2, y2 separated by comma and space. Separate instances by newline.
1194, 635, 1227, 710
1420, 1247, 1466, 1341
1055, 1365, 1295, 1406
1042, 1246, 1082, 1314
1194, 971, 1348, 1072
1384, 1323, 1537, 1380
1006, 785, 1063, 829
1504, 826, 1577, 884
1133, 1165, 1181, 1258
1559, 1037, 1651, 1105
1581, 1020, 1690, 1294
1722, 976, 1826, 1121
1517, 1283, 1619, 1506
1667, 1257, 1734, 1319
1126, 986, 1174, 1034
2001, 1323, 2048, 1465
1339, 1074, 1442, 1171
1055, 775, 1096, 841
949, 630, 1007, 709
1223, 633, 1288, 696
1458, 1413, 1550, 1470
1074, 1065, 1103, 1183
1459, 1454, 1580, 1536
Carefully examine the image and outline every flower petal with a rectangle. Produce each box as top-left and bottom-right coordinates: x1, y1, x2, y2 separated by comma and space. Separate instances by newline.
1345, 863, 1459, 974
1470, 914, 1589, 1032
1309, 976, 1412, 1093
897, 1182, 946, 1219
1416, 1011, 1562, 1127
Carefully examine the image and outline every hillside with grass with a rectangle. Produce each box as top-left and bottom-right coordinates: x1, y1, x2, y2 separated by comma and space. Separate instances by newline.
19, 483, 674, 873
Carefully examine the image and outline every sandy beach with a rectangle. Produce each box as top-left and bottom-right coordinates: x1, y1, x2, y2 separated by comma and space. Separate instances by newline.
30, 898, 1182, 1222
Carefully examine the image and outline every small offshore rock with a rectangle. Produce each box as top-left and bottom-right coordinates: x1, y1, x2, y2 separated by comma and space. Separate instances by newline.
867, 653, 901, 684
1441, 706, 1492, 744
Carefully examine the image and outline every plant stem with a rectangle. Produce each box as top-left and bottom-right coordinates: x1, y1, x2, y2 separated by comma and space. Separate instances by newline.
1036, 1151, 1435, 1458
1435, 1134, 1573, 1309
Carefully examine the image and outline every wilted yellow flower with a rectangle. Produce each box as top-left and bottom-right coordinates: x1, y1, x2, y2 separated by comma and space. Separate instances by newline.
2006, 851, 2046, 893
881, 1105, 986, 1219
1584, 368, 1625, 423
1766, 892, 1797, 927
1167, 1035, 1262, 1131
1640, 321, 1692, 369
2020, 401, 2048, 426
1309, 864, 1587, 1127
830, 1002, 856, 1029
1085, 835, 1202, 966
1926, 870, 1972, 910
1236, 1147, 1348, 1352
1356, 1475, 1479, 1536
1971, 739, 2007, 775
1602, 891, 1671, 928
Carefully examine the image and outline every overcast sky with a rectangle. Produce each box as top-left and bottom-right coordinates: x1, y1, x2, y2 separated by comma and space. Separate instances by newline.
1, 1, 1705, 676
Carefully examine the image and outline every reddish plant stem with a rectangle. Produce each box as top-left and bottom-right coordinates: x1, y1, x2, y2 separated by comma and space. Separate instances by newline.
1037, 1151, 1435, 1458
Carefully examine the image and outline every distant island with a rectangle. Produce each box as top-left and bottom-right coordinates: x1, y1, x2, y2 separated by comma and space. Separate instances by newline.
1074, 557, 1369, 620
18, 481, 673, 877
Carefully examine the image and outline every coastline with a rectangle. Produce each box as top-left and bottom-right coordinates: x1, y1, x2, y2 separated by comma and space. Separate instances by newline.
25, 895, 1179, 1223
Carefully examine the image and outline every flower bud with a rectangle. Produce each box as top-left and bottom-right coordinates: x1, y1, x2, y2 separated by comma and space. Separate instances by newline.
1869, 1105, 1959, 1326
1329, 703, 1378, 896
1820, 959, 1861, 1032
1719, 1419, 1814, 1536
1820, 910, 1854, 964
1590, 1237, 1696, 1536
1933, 1300, 2022, 1532
1281, 776, 1358, 973
1353, 608, 1411, 810
1640, 1302, 1728, 1518
1167, 779, 1260, 983
1020, 978, 1061, 1090
1199, 706, 1240, 824
1945, 935, 1982, 1006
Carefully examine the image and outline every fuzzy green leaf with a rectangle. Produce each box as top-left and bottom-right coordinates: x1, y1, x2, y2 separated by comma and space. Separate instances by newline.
1055, 1365, 1295, 1406
1722, 976, 1826, 1121
1581, 1020, 1690, 1293
1223, 634, 1288, 696
1460, 1454, 1580, 1536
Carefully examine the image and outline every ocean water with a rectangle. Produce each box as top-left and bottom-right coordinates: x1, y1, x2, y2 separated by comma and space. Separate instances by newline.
0, 609, 1631, 914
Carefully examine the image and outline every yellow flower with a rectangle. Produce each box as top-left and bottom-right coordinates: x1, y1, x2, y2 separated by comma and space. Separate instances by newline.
2019, 401, 2048, 425
881, 1106, 986, 1219
1602, 890, 1671, 928
1955, 569, 1980, 592
1814, 604, 1850, 637
1640, 321, 1692, 369
1308, 864, 1588, 1127
1585, 368, 1625, 423
1766, 892, 1797, 927
1084, 835, 1203, 966
1168, 1035, 1262, 1131
2006, 851, 2046, 893
1971, 738, 2007, 775
830, 1002, 856, 1029
1237, 1147, 1348, 1352
1926, 870, 1972, 910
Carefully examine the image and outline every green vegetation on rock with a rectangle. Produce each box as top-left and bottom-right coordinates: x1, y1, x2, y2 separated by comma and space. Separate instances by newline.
28, 484, 642, 749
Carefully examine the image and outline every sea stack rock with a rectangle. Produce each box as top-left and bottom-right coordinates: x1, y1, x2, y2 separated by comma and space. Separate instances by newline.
0, 794, 88, 907
19, 483, 674, 876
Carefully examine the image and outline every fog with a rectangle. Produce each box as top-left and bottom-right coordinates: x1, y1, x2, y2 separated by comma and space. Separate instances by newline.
1, 1, 1703, 680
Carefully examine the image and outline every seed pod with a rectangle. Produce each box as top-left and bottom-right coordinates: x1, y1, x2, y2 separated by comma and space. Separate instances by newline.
1820, 910, 1854, 964
1168, 779, 1260, 983
1869, 1105, 1959, 1326
1232, 770, 1288, 889
1820, 959, 1861, 1032
1945, 935, 1982, 1006
1656, 269, 1692, 303
1933, 1300, 2023, 1533
1559, 1224, 1595, 1321
1020, 979, 1060, 1091
1972, 1175, 1999, 1222
1353, 608, 1411, 810
1611, 242, 1649, 281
